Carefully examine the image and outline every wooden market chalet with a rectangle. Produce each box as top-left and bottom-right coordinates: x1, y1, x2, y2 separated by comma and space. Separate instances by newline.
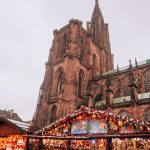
31, 106, 150, 149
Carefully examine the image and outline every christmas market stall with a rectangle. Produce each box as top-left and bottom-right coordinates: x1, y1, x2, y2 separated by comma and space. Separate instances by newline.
34, 106, 150, 150
0, 117, 38, 150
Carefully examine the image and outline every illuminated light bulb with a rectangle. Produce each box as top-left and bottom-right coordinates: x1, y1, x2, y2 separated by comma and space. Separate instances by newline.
92, 140, 95, 144
92, 114, 96, 119
147, 127, 150, 131
140, 126, 143, 130
118, 120, 123, 126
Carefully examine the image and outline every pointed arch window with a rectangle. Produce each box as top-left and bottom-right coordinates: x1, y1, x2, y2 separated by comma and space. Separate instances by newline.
94, 94, 102, 105
50, 105, 57, 123
57, 70, 64, 94
57, 72, 62, 94
61, 33, 68, 56
55, 67, 64, 95
114, 84, 120, 98
113, 79, 121, 98
56, 34, 68, 59
78, 69, 85, 97
122, 75, 130, 96
143, 69, 150, 92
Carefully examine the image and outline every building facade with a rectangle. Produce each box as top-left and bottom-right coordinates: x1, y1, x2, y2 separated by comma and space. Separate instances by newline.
33, 0, 150, 128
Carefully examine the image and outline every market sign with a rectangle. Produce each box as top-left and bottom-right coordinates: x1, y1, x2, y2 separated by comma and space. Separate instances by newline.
119, 125, 134, 134
71, 121, 88, 135
71, 120, 108, 135
14, 138, 26, 150
89, 120, 108, 134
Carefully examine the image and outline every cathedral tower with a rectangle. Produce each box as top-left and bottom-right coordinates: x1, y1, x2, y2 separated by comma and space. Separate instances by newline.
87, 0, 114, 72
33, 0, 114, 128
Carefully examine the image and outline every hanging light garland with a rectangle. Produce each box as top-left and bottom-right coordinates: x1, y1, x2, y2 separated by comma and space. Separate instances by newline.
35, 106, 150, 136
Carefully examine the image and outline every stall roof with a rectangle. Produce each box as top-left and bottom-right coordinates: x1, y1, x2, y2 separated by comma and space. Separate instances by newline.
0, 117, 38, 134
35, 106, 150, 135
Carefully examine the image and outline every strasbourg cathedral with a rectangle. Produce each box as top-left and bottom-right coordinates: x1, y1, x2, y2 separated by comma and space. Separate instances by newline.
33, 0, 150, 128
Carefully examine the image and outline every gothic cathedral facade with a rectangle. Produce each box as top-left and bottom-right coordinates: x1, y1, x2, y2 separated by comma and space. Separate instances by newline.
33, 0, 150, 128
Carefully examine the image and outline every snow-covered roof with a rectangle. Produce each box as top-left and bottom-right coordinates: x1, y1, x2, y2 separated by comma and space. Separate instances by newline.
0, 117, 38, 133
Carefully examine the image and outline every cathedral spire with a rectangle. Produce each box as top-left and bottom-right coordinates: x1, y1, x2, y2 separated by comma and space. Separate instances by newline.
95, 0, 98, 5
92, 0, 103, 21
90, 0, 104, 47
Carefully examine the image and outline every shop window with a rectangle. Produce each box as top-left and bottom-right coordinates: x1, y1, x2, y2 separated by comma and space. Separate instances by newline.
143, 69, 150, 92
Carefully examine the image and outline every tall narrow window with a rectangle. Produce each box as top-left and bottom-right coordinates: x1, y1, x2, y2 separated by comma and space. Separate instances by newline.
80, 37, 84, 58
55, 67, 64, 95
78, 69, 85, 97
57, 37, 62, 59
114, 84, 120, 98
56, 34, 68, 59
106, 58, 109, 72
143, 69, 150, 92
61, 34, 68, 57
93, 54, 97, 76
122, 75, 130, 96
92, 21, 96, 40
64, 34, 68, 48
113, 79, 121, 98
94, 94, 102, 105
50, 105, 57, 123
57, 72, 63, 94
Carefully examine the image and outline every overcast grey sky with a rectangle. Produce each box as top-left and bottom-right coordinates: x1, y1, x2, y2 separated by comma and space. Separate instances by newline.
0, 0, 150, 121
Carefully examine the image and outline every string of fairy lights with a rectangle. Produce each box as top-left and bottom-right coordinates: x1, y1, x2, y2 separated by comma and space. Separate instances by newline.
35, 106, 150, 136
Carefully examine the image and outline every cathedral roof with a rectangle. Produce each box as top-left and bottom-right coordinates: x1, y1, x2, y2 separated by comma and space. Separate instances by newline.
92, 59, 150, 80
